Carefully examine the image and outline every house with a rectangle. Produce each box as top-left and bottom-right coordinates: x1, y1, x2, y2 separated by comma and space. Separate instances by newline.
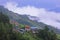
25, 25, 30, 31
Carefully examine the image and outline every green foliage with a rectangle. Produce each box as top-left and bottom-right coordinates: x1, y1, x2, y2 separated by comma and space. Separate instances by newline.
0, 12, 9, 23
57, 34, 60, 40
37, 26, 58, 40
23, 32, 39, 40
0, 12, 26, 40
0, 22, 12, 40
19, 24, 25, 29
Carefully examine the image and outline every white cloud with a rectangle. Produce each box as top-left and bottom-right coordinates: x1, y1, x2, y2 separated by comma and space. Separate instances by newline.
4, 2, 39, 16
4, 2, 60, 29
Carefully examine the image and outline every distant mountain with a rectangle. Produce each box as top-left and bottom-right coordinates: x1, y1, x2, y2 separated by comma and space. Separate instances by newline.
0, 6, 60, 34
28, 15, 39, 21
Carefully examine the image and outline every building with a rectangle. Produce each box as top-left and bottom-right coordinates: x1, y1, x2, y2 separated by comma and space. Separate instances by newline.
25, 25, 30, 31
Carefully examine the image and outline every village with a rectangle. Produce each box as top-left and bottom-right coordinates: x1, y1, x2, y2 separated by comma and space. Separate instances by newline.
10, 20, 39, 34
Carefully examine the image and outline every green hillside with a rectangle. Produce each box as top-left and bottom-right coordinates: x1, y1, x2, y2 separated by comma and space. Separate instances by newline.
0, 6, 60, 34
0, 6, 60, 40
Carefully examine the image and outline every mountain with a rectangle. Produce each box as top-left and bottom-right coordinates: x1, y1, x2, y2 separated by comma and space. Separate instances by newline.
0, 6, 60, 34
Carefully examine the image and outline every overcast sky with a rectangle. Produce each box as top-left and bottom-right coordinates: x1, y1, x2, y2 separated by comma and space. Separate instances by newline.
0, 0, 60, 29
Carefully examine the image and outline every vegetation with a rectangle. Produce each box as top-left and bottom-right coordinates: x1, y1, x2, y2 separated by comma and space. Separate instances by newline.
57, 34, 60, 40
37, 26, 58, 40
0, 12, 60, 40
0, 12, 26, 40
0, 12, 9, 23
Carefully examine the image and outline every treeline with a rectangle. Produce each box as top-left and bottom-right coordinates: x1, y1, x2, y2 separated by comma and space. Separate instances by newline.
36, 26, 58, 40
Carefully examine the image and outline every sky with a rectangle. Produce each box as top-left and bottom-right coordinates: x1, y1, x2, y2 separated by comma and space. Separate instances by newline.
0, 0, 60, 29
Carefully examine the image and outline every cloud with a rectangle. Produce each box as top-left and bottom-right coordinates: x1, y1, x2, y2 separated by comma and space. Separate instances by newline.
4, 2, 39, 16
38, 11, 60, 29
1, 0, 60, 12
4, 2, 60, 29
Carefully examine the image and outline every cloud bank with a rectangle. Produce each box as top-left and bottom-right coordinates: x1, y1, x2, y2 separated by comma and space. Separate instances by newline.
4, 2, 60, 29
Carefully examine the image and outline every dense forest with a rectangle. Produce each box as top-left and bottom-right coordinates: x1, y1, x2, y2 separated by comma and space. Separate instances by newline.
0, 12, 60, 40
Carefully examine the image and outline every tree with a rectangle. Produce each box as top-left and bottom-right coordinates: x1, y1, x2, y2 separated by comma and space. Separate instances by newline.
19, 24, 25, 29
37, 26, 57, 40
0, 12, 9, 23
0, 12, 27, 40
